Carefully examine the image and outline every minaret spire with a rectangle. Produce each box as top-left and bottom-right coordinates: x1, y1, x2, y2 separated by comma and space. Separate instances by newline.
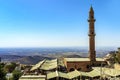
88, 6, 96, 62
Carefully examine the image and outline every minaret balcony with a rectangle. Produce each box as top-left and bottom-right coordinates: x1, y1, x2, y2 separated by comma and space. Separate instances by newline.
88, 19, 96, 22
88, 33, 96, 36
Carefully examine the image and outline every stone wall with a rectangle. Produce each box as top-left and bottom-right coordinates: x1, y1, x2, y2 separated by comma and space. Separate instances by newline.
66, 61, 91, 72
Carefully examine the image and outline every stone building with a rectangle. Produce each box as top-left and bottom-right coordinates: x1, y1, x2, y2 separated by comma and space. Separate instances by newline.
63, 6, 106, 72
63, 58, 105, 72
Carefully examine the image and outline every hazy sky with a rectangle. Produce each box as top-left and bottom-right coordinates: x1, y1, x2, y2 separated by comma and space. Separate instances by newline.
0, 0, 120, 47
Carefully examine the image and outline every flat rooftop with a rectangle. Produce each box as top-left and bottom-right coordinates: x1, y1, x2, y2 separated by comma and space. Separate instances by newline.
65, 58, 104, 62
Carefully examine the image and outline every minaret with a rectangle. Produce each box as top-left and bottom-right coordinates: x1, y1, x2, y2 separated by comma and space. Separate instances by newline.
88, 6, 96, 61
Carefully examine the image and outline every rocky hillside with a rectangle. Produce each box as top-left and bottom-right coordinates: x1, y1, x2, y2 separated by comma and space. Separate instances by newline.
0, 55, 53, 65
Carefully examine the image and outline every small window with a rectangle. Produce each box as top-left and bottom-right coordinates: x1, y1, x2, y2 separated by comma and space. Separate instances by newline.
69, 68, 75, 72
77, 68, 81, 71
91, 32, 94, 34
86, 65, 90, 69
91, 16, 94, 18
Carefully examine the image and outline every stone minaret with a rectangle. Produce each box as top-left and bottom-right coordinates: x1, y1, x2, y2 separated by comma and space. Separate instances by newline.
88, 6, 96, 61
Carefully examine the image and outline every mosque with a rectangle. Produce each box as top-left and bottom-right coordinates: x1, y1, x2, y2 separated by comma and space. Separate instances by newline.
19, 6, 109, 80
63, 6, 106, 72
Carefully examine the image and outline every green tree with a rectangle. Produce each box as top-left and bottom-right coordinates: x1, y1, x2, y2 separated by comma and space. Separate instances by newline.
116, 52, 120, 63
4, 62, 17, 73
12, 70, 22, 80
0, 63, 5, 68
0, 64, 7, 80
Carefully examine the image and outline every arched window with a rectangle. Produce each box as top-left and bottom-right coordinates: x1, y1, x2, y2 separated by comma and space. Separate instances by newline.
86, 65, 90, 69
91, 32, 94, 34
92, 63, 95, 66
69, 68, 75, 72
77, 68, 81, 71
91, 15, 94, 18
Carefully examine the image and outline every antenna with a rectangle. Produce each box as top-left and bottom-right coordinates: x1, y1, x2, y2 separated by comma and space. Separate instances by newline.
90, 0, 93, 7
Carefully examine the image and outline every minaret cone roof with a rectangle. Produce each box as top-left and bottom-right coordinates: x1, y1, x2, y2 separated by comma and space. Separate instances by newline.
90, 6, 94, 13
